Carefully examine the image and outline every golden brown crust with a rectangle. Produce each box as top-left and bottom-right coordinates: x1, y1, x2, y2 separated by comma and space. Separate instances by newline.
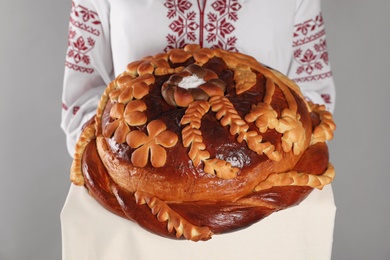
70, 45, 336, 241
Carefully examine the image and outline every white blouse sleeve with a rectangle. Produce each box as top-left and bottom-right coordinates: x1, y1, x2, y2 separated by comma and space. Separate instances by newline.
289, 0, 336, 113
61, 0, 113, 157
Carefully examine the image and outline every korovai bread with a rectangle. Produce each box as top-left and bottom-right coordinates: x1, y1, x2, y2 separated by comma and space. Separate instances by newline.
70, 44, 336, 241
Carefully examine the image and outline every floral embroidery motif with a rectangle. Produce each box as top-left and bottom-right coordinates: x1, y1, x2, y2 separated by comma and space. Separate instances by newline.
293, 13, 324, 39
291, 13, 332, 86
164, 0, 241, 52
294, 38, 328, 75
67, 35, 95, 66
206, 0, 241, 51
65, 1, 101, 74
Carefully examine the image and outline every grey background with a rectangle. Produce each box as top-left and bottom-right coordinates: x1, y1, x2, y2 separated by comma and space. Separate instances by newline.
0, 0, 389, 259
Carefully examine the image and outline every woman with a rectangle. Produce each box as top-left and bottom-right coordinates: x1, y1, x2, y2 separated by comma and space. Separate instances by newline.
61, 1, 336, 259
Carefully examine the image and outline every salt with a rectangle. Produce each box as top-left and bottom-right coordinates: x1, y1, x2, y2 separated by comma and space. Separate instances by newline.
178, 75, 205, 89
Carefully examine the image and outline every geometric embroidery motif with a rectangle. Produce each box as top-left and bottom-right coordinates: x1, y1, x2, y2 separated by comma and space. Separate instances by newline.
65, 1, 101, 74
164, 0, 241, 52
291, 12, 332, 83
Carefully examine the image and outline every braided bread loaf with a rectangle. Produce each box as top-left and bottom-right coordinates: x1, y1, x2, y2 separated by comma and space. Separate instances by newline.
70, 45, 336, 241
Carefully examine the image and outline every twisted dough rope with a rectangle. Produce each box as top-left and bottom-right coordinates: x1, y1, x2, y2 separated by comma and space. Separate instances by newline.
70, 124, 96, 186
254, 163, 335, 191
134, 191, 213, 241
132, 163, 335, 240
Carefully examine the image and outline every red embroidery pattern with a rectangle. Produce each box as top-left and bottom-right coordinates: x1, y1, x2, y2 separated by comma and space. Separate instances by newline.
61, 103, 80, 115
292, 13, 332, 83
293, 71, 332, 83
321, 94, 331, 104
62, 103, 69, 111
73, 106, 80, 115
293, 13, 323, 40
164, 0, 241, 52
66, 1, 101, 74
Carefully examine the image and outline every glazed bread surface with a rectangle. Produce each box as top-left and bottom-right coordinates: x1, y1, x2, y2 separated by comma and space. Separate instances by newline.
70, 45, 336, 241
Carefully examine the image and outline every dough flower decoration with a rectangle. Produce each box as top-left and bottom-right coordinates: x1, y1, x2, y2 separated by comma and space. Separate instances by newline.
126, 120, 178, 167
162, 64, 226, 107
101, 74, 152, 143
127, 53, 183, 77
103, 100, 147, 143
275, 108, 306, 155
109, 74, 152, 103
245, 103, 279, 133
